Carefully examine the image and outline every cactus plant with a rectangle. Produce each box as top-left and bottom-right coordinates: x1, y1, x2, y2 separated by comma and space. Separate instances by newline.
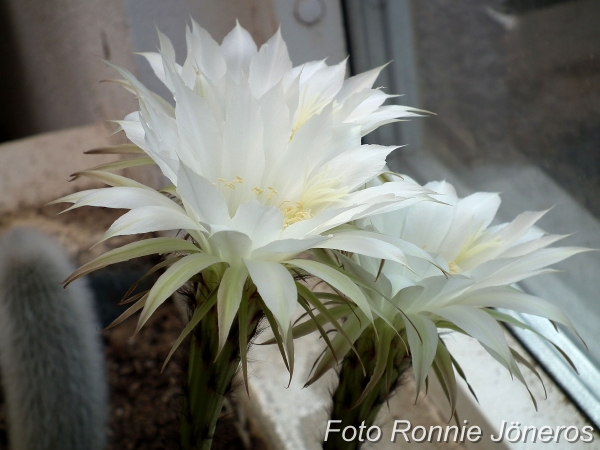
0, 228, 107, 450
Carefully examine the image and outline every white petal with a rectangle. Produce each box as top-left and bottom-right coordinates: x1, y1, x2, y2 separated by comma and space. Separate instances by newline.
251, 236, 327, 262
221, 78, 265, 206
137, 52, 170, 91
470, 247, 589, 289
405, 313, 438, 397
245, 259, 297, 339
299, 59, 347, 104
139, 103, 182, 184
117, 115, 147, 150
208, 230, 253, 265
499, 234, 567, 258
335, 64, 386, 103
138, 252, 221, 330
232, 201, 284, 249
457, 287, 576, 330
260, 80, 292, 164
493, 210, 548, 249
273, 104, 333, 192
439, 192, 501, 261
189, 19, 227, 83
316, 232, 409, 267
394, 180, 458, 253
221, 22, 257, 81
50, 189, 100, 206
435, 305, 512, 366
249, 28, 292, 98
287, 259, 373, 322
325, 144, 396, 191
100, 206, 202, 242
360, 105, 422, 135
217, 264, 249, 351
177, 164, 232, 228
65, 187, 181, 213
335, 89, 390, 124
171, 77, 222, 178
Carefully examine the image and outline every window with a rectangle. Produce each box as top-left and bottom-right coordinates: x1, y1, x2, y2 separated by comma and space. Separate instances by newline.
344, 0, 600, 426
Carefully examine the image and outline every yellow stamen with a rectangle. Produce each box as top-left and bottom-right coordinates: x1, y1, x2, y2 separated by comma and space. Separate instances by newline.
448, 261, 461, 275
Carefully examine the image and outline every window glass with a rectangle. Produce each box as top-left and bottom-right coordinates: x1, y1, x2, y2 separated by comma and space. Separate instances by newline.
344, 0, 600, 420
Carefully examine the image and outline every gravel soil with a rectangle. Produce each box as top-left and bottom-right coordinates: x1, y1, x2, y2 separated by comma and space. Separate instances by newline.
103, 300, 268, 450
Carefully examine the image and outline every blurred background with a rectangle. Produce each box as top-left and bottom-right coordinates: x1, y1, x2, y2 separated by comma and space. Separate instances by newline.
0, 0, 598, 448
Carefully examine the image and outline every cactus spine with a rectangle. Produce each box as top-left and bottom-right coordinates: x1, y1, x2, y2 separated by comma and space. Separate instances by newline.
0, 228, 107, 450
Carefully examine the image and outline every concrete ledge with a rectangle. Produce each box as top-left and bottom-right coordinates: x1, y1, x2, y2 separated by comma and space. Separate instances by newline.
241, 329, 472, 450
0, 123, 116, 214
0, 122, 166, 215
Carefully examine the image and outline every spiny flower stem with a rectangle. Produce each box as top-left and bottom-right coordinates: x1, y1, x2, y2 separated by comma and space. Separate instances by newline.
180, 290, 262, 450
325, 327, 411, 450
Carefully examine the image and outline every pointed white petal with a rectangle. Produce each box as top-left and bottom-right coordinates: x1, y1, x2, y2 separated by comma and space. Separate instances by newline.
189, 19, 227, 83
325, 144, 396, 191
221, 22, 257, 80
287, 259, 373, 322
335, 64, 386, 103
250, 236, 328, 261
217, 264, 249, 351
100, 206, 203, 242
249, 28, 292, 98
457, 287, 576, 330
245, 259, 297, 339
208, 230, 253, 265
221, 78, 265, 199
315, 232, 409, 267
137, 52, 170, 91
50, 189, 99, 206
499, 234, 568, 258
171, 77, 222, 178
335, 89, 390, 124
405, 313, 438, 397
138, 252, 221, 331
470, 246, 589, 289
65, 187, 181, 213
232, 201, 284, 249
435, 305, 512, 366
177, 164, 232, 228
117, 114, 148, 150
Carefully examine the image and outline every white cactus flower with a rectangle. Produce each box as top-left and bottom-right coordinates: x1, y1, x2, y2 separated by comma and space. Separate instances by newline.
54, 22, 436, 365
303, 176, 587, 412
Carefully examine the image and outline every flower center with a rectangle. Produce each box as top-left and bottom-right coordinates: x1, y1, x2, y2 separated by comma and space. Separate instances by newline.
215, 171, 348, 229
281, 202, 313, 228
450, 225, 502, 273
278, 172, 347, 228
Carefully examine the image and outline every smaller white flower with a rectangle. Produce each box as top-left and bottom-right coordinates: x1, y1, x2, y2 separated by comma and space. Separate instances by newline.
302, 177, 588, 412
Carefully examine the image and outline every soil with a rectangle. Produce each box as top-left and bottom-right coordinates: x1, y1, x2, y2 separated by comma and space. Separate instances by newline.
102, 300, 268, 450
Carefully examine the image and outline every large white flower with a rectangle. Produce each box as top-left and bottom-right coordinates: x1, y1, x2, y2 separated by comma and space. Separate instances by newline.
301, 177, 587, 411
55, 23, 435, 359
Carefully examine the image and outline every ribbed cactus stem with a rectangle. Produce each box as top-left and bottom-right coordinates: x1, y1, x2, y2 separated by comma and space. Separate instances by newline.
0, 228, 107, 450
325, 327, 411, 450
180, 290, 262, 450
